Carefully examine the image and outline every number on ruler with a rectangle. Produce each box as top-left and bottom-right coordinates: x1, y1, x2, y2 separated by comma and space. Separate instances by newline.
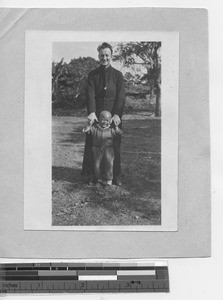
34, 263, 41, 267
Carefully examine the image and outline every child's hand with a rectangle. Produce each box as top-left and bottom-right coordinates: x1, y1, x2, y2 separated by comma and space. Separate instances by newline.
83, 124, 92, 133
115, 126, 122, 134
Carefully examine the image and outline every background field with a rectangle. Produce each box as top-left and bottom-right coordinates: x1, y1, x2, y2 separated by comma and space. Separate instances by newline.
52, 106, 161, 226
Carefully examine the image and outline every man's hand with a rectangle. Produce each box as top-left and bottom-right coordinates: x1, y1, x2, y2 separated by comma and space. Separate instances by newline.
112, 114, 121, 126
87, 112, 98, 125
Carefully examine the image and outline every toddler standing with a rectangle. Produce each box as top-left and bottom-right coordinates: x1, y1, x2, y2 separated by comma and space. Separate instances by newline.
83, 110, 122, 186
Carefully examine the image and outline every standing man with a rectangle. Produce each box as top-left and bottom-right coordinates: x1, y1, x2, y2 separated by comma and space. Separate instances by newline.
82, 42, 125, 185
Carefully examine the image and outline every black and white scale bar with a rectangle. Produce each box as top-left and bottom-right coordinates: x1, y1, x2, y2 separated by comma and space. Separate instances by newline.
0, 262, 169, 293
0, 270, 161, 280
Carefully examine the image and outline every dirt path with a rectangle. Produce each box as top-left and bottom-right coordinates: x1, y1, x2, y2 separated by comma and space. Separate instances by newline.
52, 111, 161, 226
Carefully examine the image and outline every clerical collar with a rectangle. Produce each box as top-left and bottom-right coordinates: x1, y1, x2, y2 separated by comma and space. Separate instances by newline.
100, 64, 111, 71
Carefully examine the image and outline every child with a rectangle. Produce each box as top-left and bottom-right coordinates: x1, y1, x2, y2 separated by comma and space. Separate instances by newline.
83, 110, 122, 186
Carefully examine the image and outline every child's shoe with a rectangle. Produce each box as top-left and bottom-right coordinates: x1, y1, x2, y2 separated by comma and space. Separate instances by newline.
97, 179, 103, 184
103, 180, 112, 187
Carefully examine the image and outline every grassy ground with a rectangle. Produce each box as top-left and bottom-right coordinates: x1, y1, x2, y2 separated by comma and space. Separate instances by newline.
52, 109, 161, 226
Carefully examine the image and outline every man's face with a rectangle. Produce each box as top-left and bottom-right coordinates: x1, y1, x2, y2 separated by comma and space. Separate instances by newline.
98, 48, 112, 67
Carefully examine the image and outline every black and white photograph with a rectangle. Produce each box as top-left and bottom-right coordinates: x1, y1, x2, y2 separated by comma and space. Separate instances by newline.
24, 31, 178, 231
52, 41, 162, 226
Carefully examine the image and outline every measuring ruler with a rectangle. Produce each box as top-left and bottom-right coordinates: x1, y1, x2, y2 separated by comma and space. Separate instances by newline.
0, 262, 169, 293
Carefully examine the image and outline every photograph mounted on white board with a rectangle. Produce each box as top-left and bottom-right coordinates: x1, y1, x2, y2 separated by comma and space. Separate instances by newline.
52, 41, 162, 226
24, 31, 178, 231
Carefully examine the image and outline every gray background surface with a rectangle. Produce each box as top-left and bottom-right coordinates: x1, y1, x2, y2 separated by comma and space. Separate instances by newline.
0, 8, 210, 258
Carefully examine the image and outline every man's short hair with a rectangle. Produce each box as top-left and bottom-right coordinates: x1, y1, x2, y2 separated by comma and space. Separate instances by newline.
97, 42, 113, 55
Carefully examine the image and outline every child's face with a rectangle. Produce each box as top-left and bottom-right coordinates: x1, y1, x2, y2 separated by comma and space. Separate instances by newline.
99, 115, 111, 128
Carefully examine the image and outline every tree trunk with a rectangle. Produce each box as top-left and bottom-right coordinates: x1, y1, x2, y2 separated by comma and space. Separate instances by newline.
153, 45, 161, 117
155, 82, 161, 117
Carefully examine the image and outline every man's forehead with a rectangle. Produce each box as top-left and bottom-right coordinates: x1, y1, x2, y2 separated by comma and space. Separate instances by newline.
99, 48, 112, 55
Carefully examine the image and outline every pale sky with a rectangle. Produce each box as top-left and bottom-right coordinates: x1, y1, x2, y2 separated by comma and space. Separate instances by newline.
52, 42, 100, 62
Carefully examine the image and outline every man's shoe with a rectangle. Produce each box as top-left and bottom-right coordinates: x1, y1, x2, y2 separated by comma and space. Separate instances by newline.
112, 177, 122, 186
88, 177, 97, 186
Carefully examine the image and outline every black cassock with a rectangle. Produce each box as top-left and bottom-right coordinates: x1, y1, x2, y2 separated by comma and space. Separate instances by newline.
82, 65, 126, 179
